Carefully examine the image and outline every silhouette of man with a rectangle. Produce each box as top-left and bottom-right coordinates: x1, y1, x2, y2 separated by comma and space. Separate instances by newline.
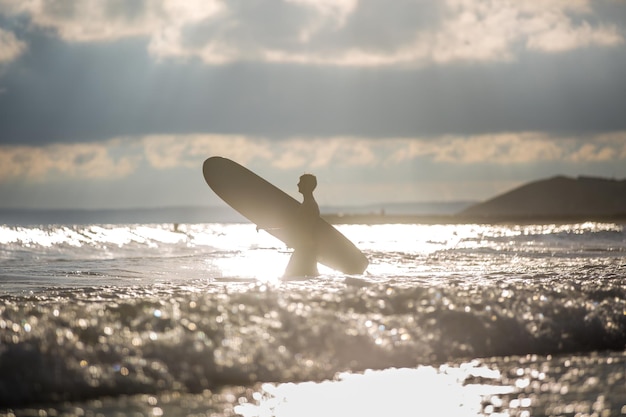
284, 174, 320, 277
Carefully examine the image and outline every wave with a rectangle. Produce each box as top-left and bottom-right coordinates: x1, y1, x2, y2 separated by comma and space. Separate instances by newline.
0, 224, 278, 264
1, 223, 624, 263
1, 275, 625, 407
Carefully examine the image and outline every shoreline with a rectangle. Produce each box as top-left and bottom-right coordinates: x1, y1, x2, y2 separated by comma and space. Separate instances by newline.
322, 213, 626, 225
2, 209, 625, 226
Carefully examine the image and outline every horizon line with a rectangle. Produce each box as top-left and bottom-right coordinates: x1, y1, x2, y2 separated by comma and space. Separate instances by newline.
0, 200, 478, 212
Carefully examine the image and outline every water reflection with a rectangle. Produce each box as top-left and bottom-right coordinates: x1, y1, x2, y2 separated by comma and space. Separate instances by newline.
235, 363, 516, 417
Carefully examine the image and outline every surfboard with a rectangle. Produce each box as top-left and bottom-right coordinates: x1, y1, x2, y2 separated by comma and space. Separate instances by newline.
203, 156, 369, 275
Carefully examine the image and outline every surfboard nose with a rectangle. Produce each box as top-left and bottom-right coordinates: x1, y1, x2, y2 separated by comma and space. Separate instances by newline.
203, 156, 226, 188
203, 156, 219, 175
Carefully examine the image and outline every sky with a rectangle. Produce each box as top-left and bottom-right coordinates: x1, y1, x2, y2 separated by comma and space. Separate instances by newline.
0, 0, 625, 209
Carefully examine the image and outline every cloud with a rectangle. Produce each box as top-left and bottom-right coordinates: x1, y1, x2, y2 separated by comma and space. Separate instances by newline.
141, 134, 273, 169
0, 27, 26, 64
598, 132, 626, 159
429, 0, 622, 62
566, 133, 626, 162
0, 139, 139, 182
1, 0, 622, 66
525, 15, 623, 53
3, 35, 625, 145
2, 133, 625, 184
2, 134, 625, 208
268, 138, 377, 170
145, 0, 626, 66
0, 0, 222, 43
568, 143, 615, 162
140, 135, 376, 171
388, 132, 626, 165
424, 134, 565, 164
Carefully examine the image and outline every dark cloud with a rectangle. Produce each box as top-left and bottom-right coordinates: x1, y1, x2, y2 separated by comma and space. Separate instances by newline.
0, 27, 625, 145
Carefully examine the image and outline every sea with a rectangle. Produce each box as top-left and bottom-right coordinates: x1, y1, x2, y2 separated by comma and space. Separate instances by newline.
1, 207, 625, 416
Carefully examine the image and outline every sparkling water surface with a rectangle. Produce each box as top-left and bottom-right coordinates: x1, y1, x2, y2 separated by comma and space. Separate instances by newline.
1, 222, 625, 416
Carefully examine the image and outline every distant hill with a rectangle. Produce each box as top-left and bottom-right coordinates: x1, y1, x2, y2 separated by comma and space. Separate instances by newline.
460, 176, 626, 220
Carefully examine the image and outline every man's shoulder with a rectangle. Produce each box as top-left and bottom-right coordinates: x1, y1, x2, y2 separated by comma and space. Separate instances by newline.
301, 200, 320, 215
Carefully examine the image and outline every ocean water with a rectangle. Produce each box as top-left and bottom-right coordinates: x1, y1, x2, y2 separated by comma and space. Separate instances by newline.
0, 221, 625, 416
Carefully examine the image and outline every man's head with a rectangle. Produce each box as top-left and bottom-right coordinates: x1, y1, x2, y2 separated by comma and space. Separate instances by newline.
298, 174, 317, 194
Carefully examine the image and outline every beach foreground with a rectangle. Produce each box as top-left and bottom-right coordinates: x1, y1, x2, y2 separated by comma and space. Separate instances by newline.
1, 222, 625, 415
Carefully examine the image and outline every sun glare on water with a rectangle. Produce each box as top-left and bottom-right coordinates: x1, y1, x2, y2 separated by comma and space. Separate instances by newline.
212, 248, 289, 283
235, 363, 515, 417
